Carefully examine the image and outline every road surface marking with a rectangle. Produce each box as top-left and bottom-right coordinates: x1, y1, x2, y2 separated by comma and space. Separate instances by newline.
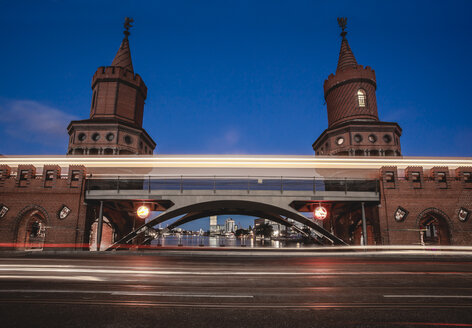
0, 266, 470, 276
0, 289, 253, 298
384, 295, 472, 299
0, 275, 103, 281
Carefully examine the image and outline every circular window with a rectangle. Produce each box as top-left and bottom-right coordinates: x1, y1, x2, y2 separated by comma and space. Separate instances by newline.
106, 133, 114, 141
336, 137, 344, 145
124, 135, 133, 145
92, 133, 100, 141
78, 133, 86, 141
353, 134, 363, 143
368, 134, 377, 143
383, 134, 392, 143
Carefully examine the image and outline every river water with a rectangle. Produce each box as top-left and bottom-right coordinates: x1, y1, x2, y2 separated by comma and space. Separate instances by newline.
150, 235, 306, 248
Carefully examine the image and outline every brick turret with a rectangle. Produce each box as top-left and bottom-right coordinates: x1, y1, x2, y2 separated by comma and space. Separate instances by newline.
67, 18, 156, 155
313, 18, 402, 157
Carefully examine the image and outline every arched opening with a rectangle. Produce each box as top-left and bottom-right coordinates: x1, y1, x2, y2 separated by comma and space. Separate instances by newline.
370, 149, 380, 156
89, 216, 115, 251
336, 151, 349, 156
119, 149, 134, 155
385, 150, 395, 156
15, 208, 48, 251
89, 148, 99, 155
355, 149, 364, 156
108, 200, 346, 249
103, 148, 114, 155
418, 211, 451, 245
357, 89, 366, 107
75, 148, 84, 155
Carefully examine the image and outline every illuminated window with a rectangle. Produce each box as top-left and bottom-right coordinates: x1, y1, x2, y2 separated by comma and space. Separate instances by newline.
464, 172, 472, 183
19, 170, 29, 181
71, 170, 80, 181
45, 170, 54, 181
411, 172, 421, 182
357, 89, 366, 107
437, 172, 446, 183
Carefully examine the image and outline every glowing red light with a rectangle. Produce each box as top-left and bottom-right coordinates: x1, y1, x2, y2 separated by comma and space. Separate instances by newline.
137, 205, 150, 219
314, 206, 327, 220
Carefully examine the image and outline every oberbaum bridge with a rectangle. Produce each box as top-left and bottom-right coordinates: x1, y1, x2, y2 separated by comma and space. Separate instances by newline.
1, 18, 471, 251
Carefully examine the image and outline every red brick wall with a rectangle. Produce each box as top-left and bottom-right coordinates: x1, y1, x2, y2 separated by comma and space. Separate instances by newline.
379, 166, 472, 245
0, 165, 88, 249
324, 66, 379, 128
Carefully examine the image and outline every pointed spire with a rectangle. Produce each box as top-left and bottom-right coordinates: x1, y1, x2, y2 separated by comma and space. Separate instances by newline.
336, 17, 358, 72
111, 17, 134, 72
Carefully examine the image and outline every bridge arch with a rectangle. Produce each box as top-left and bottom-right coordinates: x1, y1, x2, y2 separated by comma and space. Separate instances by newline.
165, 208, 318, 242
108, 200, 346, 249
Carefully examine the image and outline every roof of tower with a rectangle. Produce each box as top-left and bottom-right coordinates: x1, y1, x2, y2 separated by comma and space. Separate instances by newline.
335, 17, 358, 72
111, 37, 134, 73
111, 17, 135, 72
336, 38, 358, 72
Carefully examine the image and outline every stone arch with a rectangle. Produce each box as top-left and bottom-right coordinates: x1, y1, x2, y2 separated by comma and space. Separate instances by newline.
416, 207, 452, 245
165, 208, 317, 242
14, 205, 49, 250
108, 200, 346, 250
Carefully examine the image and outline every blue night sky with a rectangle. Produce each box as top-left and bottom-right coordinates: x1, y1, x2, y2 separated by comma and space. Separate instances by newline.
1, 0, 471, 230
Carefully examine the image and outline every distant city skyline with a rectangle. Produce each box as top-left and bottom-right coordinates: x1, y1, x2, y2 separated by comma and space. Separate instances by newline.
1, 1, 472, 156
153, 214, 268, 231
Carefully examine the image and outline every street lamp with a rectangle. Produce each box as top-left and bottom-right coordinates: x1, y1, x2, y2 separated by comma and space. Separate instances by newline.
137, 205, 150, 219
314, 205, 327, 220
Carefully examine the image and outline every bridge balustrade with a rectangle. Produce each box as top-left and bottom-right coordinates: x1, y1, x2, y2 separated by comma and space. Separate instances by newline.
85, 176, 379, 194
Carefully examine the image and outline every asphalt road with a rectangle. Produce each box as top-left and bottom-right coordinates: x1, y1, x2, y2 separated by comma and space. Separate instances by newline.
0, 250, 472, 327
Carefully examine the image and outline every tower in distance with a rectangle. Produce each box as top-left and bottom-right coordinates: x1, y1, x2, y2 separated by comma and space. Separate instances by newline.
313, 18, 402, 156
67, 18, 156, 155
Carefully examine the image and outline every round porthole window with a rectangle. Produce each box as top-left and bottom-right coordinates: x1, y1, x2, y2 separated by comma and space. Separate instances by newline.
78, 133, 86, 141
124, 135, 132, 145
106, 133, 114, 141
92, 133, 100, 141
353, 134, 363, 143
336, 137, 344, 145
368, 134, 377, 143
383, 134, 392, 143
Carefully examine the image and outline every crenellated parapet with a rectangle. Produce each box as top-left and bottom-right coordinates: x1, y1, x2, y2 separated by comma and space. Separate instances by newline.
92, 66, 147, 98
324, 65, 376, 98
0, 165, 86, 190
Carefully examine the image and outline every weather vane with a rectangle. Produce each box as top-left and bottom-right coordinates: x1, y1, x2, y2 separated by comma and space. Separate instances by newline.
337, 17, 347, 39
123, 17, 134, 38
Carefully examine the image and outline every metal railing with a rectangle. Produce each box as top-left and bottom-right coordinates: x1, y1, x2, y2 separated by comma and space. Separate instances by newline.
85, 176, 379, 194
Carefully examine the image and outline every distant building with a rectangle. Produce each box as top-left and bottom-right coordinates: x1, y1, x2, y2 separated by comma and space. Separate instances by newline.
254, 219, 284, 236
225, 218, 235, 233
209, 215, 218, 233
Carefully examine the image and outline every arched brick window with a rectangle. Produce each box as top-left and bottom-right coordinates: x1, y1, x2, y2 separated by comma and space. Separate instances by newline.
417, 209, 451, 245
357, 89, 366, 107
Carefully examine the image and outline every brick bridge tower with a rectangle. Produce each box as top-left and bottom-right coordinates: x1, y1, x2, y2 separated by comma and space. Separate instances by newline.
67, 18, 156, 155
313, 18, 402, 156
